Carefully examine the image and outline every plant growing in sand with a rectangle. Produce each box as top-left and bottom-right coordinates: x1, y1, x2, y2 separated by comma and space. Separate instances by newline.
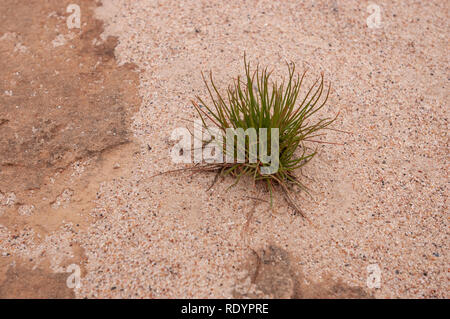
191, 56, 339, 216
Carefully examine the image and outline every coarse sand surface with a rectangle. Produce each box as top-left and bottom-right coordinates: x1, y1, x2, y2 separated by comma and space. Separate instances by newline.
0, 0, 448, 298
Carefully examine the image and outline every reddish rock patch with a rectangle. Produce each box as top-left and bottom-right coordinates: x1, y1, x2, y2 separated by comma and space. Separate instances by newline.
0, 0, 140, 195
235, 245, 372, 299
0, 260, 75, 298
0, 0, 141, 297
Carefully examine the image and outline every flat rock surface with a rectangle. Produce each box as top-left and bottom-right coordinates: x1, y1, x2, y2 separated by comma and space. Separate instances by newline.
0, 0, 448, 298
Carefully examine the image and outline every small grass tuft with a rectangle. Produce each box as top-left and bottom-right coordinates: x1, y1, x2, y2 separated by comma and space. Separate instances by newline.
192, 56, 339, 216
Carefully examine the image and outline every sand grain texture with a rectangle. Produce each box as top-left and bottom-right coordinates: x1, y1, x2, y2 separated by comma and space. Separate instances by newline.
0, 0, 448, 298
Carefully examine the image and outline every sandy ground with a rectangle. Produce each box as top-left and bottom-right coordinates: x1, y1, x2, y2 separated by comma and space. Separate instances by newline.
0, 0, 448, 298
